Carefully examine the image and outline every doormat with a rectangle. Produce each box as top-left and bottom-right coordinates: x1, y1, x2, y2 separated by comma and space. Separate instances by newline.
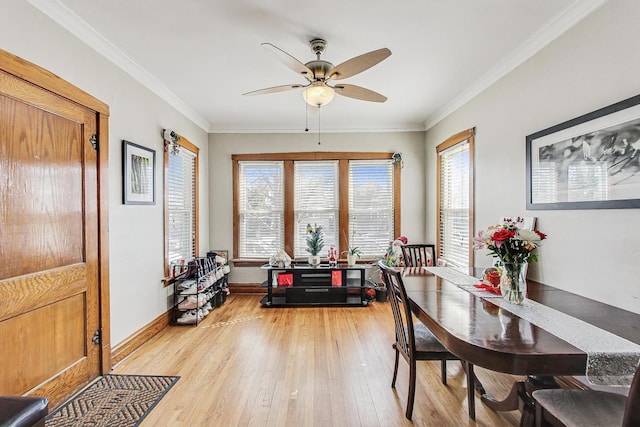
46, 374, 179, 427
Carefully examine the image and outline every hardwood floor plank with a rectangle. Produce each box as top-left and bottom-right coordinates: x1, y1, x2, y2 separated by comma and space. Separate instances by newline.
110, 295, 521, 426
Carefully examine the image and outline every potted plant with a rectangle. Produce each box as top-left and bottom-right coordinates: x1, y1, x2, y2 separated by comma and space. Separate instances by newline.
342, 245, 362, 266
305, 223, 324, 266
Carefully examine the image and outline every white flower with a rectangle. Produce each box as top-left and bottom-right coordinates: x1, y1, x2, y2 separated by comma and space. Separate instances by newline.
516, 229, 541, 242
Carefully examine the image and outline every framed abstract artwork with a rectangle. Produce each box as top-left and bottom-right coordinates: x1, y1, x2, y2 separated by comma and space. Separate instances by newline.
122, 140, 156, 205
526, 94, 640, 209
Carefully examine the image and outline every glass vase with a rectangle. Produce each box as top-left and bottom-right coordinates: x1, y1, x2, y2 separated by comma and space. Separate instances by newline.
500, 262, 526, 304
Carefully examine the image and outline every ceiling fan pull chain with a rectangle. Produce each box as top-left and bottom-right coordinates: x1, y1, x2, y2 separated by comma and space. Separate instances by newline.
318, 107, 321, 145
305, 102, 309, 132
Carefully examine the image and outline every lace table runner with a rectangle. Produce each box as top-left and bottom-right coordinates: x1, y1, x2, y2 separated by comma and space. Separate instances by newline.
423, 266, 503, 298
424, 267, 640, 386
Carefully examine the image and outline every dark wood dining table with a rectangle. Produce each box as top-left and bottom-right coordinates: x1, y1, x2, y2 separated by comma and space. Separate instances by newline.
400, 267, 640, 425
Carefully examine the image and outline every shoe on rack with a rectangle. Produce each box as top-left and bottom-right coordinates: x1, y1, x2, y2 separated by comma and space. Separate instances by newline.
222, 265, 230, 275
176, 310, 197, 325
179, 283, 197, 295
205, 273, 214, 287
197, 294, 207, 307
176, 260, 199, 280
178, 279, 196, 290
178, 295, 199, 310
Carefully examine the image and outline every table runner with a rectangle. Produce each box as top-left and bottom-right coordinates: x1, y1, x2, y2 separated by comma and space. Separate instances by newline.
424, 266, 640, 386
421, 266, 503, 298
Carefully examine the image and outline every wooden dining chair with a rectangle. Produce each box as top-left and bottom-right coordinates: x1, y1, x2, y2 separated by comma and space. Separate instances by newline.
378, 261, 477, 420
401, 244, 436, 267
532, 362, 640, 427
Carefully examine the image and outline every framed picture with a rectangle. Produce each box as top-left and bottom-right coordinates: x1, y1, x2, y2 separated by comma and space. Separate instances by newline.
122, 140, 156, 205
526, 94, 640, 210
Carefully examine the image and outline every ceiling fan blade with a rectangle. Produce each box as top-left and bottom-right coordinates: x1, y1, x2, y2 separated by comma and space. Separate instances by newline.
328, 48, 391, 80
333, 84, 387, 103
243, 84, 305, 96
262, 43, 313, 80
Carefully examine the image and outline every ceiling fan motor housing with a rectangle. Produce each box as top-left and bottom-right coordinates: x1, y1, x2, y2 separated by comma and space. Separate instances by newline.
306, 39, 333, 80
304, 60, 333, 81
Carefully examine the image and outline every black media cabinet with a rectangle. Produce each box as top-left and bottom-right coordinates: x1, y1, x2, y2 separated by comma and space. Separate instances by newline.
260, 264, 372, 307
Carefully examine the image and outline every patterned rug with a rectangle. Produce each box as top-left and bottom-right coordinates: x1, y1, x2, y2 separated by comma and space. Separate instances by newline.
46, 374, 179, 427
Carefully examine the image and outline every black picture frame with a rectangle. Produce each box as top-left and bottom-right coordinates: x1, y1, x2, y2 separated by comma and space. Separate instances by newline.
526, 94, 640, 210
122, 140, 156, 205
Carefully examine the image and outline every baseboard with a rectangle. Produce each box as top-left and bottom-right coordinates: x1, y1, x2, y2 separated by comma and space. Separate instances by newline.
229, 283, 266, 294
111, 311, 172, 366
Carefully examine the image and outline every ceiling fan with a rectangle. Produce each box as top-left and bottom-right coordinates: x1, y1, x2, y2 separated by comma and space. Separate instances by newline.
243, 38, 391, 107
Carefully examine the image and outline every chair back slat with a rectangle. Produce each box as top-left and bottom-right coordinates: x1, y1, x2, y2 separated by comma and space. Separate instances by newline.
379, 261, 415, 359
401, 244, 435, 267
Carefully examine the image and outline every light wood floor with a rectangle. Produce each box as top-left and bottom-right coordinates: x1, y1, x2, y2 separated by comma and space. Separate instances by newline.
112, 295, 522, 426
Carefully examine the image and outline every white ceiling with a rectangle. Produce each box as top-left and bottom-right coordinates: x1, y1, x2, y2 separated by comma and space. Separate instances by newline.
32, 0, 607, 133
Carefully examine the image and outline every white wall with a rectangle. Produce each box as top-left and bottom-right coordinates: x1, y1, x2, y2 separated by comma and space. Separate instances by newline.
425, 0, 640, 314
1, 1, 210, 345
209, 131, 426, 284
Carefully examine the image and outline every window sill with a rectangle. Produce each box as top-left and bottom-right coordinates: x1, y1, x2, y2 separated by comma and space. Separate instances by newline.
232, 259, 267, 267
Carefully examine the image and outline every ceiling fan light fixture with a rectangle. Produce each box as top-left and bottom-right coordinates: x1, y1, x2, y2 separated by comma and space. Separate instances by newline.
303, 82, 335, 107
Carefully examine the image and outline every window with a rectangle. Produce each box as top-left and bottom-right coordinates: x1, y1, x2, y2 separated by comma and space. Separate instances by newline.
437, 129, 474, 267
237, 161, 284, 258
164, 135, 198, 276
293, 161, 339, 258
233, 153, 400, 263
349, 160, 395, 255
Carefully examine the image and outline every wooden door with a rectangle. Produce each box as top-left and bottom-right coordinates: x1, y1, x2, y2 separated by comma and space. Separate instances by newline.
0, 69, 101, 406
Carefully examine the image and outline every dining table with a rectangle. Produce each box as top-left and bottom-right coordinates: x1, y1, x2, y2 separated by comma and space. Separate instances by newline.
400, 266, 640, 426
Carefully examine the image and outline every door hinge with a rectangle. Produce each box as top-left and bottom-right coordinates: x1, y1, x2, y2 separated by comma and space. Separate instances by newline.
89, 134, 98, 150
92, 329, 101, 345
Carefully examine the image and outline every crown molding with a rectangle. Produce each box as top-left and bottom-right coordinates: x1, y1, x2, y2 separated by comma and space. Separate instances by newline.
210, 126, 426, 134
424, 0, 610, 130
28, 0, 210, 132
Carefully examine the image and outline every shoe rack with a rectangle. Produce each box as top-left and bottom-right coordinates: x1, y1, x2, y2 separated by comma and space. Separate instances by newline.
172, 250, 230, 325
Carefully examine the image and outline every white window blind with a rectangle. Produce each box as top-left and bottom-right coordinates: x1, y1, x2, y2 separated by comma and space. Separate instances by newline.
439, 141, 470, 266
294, 161, 339, 258
349, 160, 394, 258
238, 161, 284, 258
167, 148, 197, 265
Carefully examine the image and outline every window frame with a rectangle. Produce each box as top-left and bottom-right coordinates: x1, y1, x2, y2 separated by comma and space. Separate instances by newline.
436, 128, 475, 267
163, 135, 199, 281
232, 152, 401, 266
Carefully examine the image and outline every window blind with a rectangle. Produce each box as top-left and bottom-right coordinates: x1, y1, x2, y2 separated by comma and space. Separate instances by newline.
439, 141, 470, 266
294, 161, 338, 258
349, 160, 394, 258
238, 161, 284, 258
167, 148, 197, 265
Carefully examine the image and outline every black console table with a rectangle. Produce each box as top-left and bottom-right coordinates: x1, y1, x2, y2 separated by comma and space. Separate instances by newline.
260, 264, 372, 307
